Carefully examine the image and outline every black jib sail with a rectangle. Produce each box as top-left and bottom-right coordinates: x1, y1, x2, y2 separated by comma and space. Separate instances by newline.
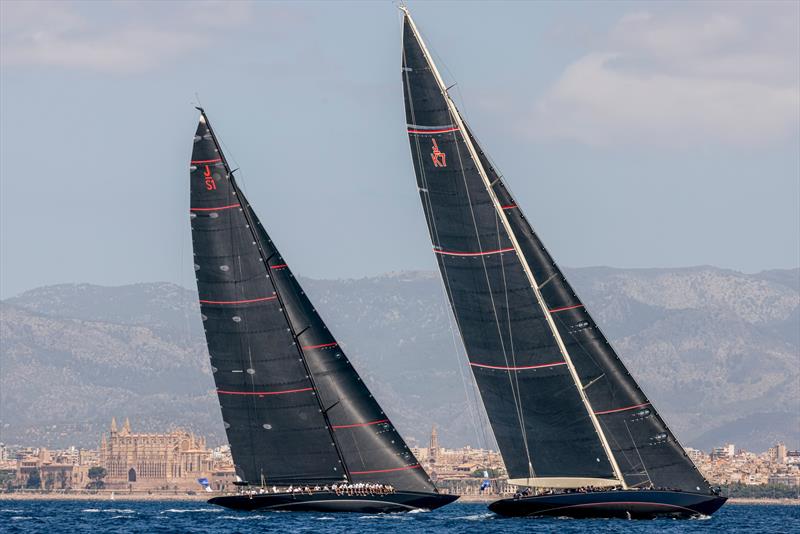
190, 109, 434, 492
401, 10, 710, 493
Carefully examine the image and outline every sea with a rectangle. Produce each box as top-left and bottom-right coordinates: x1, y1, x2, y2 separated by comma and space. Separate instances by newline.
1, 501, 797, 533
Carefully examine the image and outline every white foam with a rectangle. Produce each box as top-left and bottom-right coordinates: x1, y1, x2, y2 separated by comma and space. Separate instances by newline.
358, 514, 410, 520
82, 508, 134, 513
456, 512, 495, 521
161, 508, 222, 513
221, 515, 267, 520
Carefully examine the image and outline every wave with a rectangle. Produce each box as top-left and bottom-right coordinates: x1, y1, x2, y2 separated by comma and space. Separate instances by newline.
82, 508, 135, 513
161, 508, 222, 513
221, 515, 268, 520
358, 514, 410, 520
456, 512, 495, 521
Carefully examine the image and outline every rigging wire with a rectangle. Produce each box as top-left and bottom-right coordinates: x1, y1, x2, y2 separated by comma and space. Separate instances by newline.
402, 30, 489, 452
405, 17, 533, 469
447, 109, 534, 477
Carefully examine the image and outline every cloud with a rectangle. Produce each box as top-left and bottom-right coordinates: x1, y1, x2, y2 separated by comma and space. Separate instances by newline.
529, 2, 799, 147
0, 0, 255, 74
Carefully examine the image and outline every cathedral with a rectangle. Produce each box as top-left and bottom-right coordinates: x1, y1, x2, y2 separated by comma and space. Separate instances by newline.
100, 418, 213, 490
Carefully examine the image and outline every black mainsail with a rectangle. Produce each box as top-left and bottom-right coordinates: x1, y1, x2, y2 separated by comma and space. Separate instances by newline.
400, 9, 710, 495
189, 109, 435, 494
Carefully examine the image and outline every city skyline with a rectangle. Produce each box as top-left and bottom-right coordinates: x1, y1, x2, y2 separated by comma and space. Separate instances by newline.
2, 419, 798, 493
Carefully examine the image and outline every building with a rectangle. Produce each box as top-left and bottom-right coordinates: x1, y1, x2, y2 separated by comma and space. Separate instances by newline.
768, 442, 787, 464
685, 447, 705, 462
15, 448, 90, 489
429, 425, 440, 467
100, 417, 213, 490
412, 426, 506, 492
711, 443, 735, 459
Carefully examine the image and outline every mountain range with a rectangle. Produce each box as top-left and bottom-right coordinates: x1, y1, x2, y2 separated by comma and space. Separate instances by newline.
1, 266, 797, 453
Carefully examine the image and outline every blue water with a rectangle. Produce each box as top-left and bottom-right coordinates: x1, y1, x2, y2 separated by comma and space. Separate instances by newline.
1, 500, 797, 533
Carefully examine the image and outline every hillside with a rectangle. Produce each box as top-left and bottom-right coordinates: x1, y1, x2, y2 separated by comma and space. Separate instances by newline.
1, 267, 797, 452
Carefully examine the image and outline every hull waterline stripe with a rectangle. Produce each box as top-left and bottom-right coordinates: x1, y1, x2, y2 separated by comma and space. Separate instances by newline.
470, 361, 566, 371
350, 464, 422, 475
501, 204, 517, 210
408, 127, 459, 134
549, 304, 585, 313
270, 264, 288, 270
301, 342, 339, 350
332, 419, 390, 430
191, 158, 222, 164
217, 387, 313, 396
434, 247, 515, 257
199, 296, 276, 305
191, 203, 241, 212
594, 402, 651, 415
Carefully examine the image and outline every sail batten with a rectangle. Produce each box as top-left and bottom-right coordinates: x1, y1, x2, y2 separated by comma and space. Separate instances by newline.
190, 109, 435, 492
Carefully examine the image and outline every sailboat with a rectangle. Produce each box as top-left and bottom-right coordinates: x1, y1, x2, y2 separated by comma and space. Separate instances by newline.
189, 108, 457, 513
400, 8, 726, 519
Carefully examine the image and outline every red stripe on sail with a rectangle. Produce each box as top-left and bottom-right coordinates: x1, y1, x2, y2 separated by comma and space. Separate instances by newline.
270, 264, 288, 270
332, 419, 389, 430
469, 361, 566, 371
199, 296, 276, 305
350, 464, 422, 475
434, 247, 514, 257
191, 204, 240, 212
216, 387, 313, 396
501, 204, 517, 210
301, 342, 338, 350
594, 402, 651, 415
191, 158, 222, 164
407, 127, 459, 134
549, 304, 584, 313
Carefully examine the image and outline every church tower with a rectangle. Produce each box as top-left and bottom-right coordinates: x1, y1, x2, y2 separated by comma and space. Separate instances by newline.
429, 425, 439, 465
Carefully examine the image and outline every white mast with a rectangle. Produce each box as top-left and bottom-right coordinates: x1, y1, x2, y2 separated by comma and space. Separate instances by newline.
401, 7, 627, 489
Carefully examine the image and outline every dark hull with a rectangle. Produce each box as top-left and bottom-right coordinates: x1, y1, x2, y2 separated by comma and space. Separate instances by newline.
489, 490, 727, 519
208, 490, 458, 513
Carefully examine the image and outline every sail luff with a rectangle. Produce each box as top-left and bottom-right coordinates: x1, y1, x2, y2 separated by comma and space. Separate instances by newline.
401, 9, 626, 487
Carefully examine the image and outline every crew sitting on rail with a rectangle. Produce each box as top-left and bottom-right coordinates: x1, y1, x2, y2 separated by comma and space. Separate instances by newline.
245, 482, 396, 496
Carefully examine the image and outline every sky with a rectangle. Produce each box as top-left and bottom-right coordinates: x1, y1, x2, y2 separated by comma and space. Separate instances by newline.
1, 0, 798, 299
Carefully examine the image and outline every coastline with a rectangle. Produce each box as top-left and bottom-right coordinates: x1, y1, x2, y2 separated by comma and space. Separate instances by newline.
0, 492, 797, 505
